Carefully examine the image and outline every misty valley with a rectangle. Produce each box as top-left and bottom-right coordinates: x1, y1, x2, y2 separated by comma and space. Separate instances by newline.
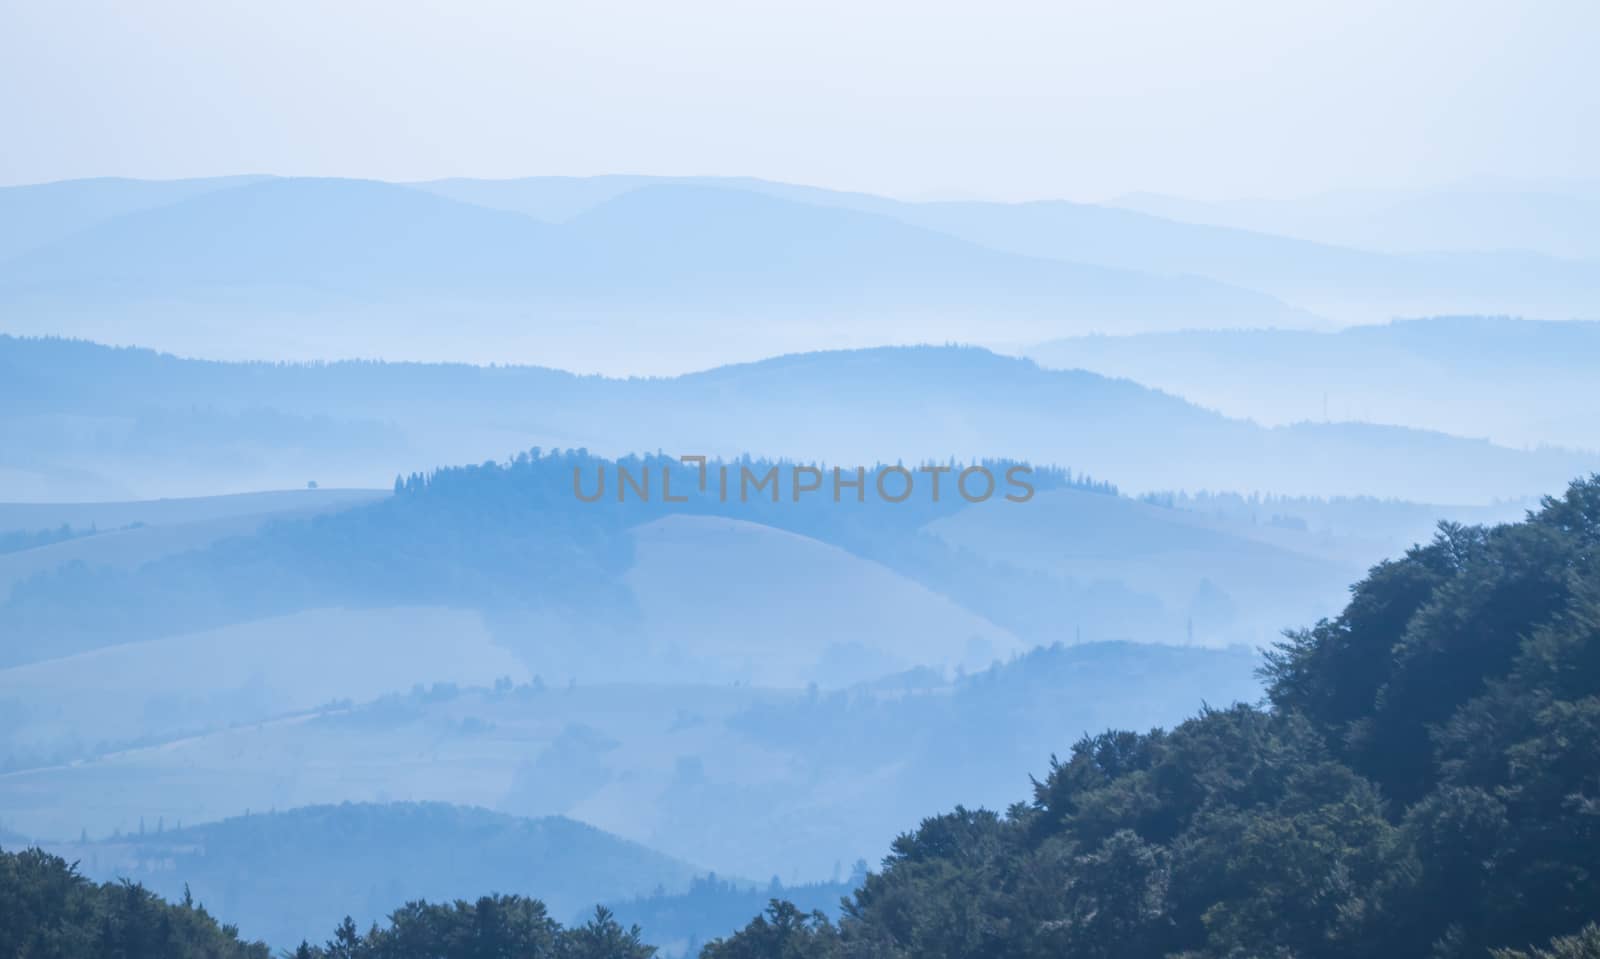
1, 171, 1598, 959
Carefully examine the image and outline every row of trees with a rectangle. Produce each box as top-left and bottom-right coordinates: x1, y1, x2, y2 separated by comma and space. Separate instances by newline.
0, 846, 655, 959
290, 903, 653, 959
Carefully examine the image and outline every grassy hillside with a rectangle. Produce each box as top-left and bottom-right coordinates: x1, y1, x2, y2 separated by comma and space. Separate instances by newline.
0, 642, 1262, 881
625, 515, 1020, 687
0, 446, 1362, 682
0, 606, 527, 765
0, 489, 384, 532
0, 449, 1526, 689
926, 486, 1363, 647
0, 491, 384, 594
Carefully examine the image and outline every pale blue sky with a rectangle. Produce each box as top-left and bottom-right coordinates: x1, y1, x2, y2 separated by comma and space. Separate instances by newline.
2, 0, 1596, 201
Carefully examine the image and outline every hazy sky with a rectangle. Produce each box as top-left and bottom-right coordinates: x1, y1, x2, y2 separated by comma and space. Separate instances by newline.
2, 0, 1596, 201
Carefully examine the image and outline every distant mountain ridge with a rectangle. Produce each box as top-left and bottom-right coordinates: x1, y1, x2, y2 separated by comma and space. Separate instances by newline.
0, 176, 1311, 371
406, 175, 1600, 324
1027, 316, 1600, 452
0, 336, 1587, 505
1, 334, 1592, 502
0, 174, 271, 261
1112, 182, 1600, 258
6, 174, 1599, 376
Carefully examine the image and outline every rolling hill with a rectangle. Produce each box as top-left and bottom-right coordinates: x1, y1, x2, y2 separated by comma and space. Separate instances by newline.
624, 515, 1020, 688
0, 606, 527, 763
0, 486, 1057, 757
24, 802, 699, 951
0, 642, 1265, 882
0, 445, 1535, 688
0, 489, 384, 593
924, 485, 1359, 648
0, 488, 383, 533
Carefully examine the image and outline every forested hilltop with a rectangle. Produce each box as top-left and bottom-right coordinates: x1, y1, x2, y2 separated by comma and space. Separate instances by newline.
703, 476, 1600, 958
0, 450, 1091, 668
5, 477, 1598, 957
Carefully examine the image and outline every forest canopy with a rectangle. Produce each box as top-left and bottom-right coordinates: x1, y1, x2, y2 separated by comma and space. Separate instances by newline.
703, 476, 1600, 958
0, 846, 655, 959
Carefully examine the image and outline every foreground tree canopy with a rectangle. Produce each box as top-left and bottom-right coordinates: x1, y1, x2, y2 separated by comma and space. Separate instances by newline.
4, 477, 1598, 958
705, 477, 1600, 958
0, 848, 652, 959
0, 846, 269, 959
